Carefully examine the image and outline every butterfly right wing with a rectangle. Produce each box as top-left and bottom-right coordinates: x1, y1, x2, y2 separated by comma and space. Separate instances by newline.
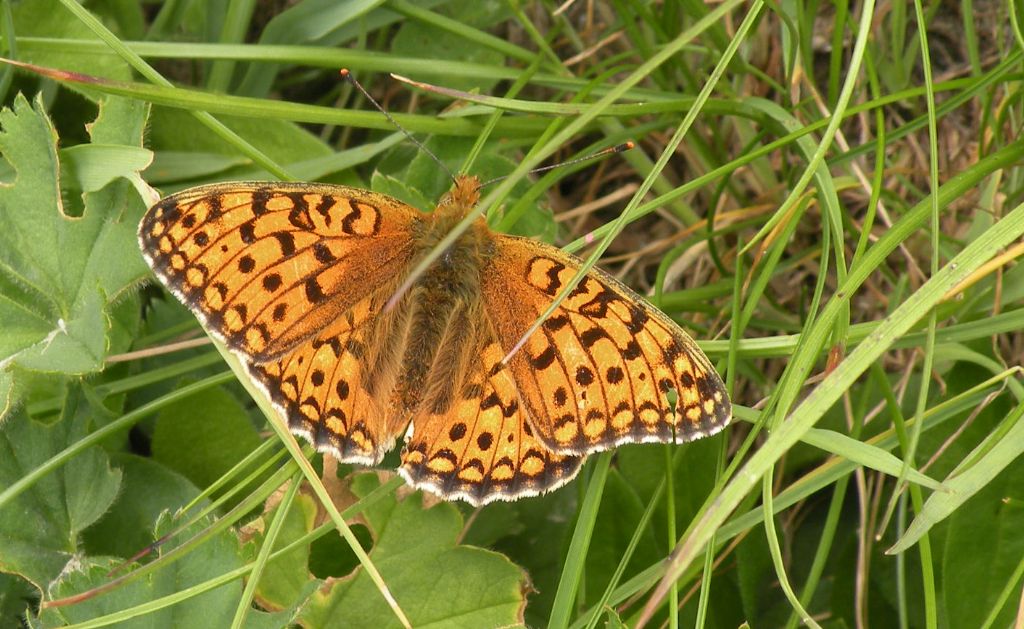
139, 181, 423, 363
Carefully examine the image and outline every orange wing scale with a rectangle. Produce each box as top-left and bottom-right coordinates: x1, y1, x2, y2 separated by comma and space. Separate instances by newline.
246, 290, 405, 465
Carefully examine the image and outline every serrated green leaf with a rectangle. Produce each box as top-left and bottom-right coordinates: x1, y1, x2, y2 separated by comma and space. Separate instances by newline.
37, 514, 246, 627
82, 454, 203, 560
61, 144, 152, 193
0, 92, 150, 396
6, 288, 107, 374
0, 388, 121, 589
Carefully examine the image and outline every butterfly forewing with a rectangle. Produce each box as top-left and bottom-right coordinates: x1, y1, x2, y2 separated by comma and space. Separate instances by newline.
139, 182, 423, 362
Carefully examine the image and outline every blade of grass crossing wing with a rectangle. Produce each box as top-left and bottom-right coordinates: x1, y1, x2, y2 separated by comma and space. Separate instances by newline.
549, 453, 612, 629
217, 343, 412, 628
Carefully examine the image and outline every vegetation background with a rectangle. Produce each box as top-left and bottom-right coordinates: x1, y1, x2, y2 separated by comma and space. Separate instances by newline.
1, 0, 1023, 627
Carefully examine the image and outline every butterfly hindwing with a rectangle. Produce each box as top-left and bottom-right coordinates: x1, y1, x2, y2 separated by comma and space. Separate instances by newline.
246, 286, 412, 464
139, 181, 424, 362
400, 324, 584, 505
481, 235, 731, 456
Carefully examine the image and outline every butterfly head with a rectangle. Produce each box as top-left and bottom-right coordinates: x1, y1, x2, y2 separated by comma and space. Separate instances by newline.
435, 174, 481, 221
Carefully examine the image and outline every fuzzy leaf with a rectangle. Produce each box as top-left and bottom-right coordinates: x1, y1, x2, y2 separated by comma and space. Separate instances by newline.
0, 388, 121, 589
37, 514, 246, 627
0, 94, 150, 384
151, 384, 262, 490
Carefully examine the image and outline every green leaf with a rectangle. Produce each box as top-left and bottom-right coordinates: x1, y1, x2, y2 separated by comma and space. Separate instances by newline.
941, 457, 1024, 626
146, 107, 334, 183
617, 439, 723, 538
251, 491, 322, 610
236, 0, 387, 97
145, 151, 252, 185
37, 515, 246, 627
0, 94, 150, 381
82, 454, 203, 559
583, 469, 659, 608
0, 388, 121, 589
0, 370, 12, 420
488, 490, 578, 626
889, 367, 1023, 553
11, 0, 131, 82
264, 473, 530, 628
151, 384, 262, 490
735, 521, 774, 620
61, 144, 153, 193
0, 570, 35, 626
389, 0, 508, 93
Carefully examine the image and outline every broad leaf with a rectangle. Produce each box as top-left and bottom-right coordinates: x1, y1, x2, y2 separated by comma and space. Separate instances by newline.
0, 94, 150, 404
37, 515, 247, 628
0, 388, 121, 589
253, 473, 531, 628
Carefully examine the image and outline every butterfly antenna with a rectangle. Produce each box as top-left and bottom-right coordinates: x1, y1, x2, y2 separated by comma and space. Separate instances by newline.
340, 69, 456, 184
478, 141, 635, 189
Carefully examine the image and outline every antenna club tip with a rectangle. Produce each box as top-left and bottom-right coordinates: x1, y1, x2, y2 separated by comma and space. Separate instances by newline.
339, 68, 351, 78
617, 141, 636, 152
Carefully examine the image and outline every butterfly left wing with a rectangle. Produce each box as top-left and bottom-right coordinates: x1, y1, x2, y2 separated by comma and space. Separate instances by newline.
139, 181, 423, 362
480, 236, 731, 457
399, 323, 583, 505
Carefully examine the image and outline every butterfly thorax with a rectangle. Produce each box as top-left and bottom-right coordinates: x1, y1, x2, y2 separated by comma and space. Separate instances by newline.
374, 175, 496, 420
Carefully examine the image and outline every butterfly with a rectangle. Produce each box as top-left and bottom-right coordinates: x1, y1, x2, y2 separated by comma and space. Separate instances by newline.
138, 173, 731, 505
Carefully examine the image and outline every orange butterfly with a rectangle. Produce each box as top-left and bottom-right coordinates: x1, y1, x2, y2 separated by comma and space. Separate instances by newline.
139, 174, 731, 505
